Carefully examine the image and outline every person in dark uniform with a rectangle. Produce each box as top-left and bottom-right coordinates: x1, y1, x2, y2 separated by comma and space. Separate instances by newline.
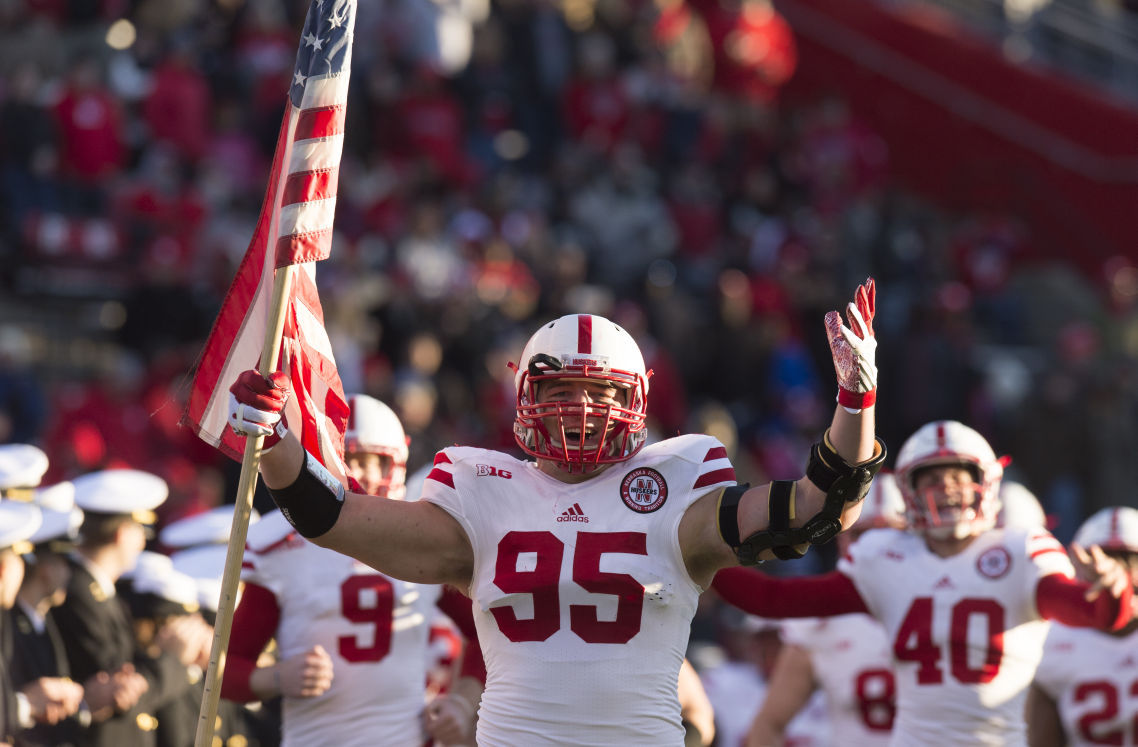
171, 536, 280, 747
0, 500, 44, 747
0, 446, 86, 745
49, 469, 199, 747
120, 553, 213, 747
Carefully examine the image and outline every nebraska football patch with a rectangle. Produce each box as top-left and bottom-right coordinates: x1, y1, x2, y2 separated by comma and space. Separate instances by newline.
620, 468, 668, 513
976, 546, 1012, 579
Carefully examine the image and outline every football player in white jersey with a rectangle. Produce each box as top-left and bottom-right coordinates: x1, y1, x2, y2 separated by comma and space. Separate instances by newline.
747, 473, 906, 747
225, 279, 886, 746
221, 394, 485, 747
1027, 506, 1138, 747
714, 420, 1134, 747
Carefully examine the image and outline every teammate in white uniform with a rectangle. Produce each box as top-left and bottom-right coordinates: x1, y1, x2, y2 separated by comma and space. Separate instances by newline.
222, 394, 484, 747
748, 473, 906, 747
226, 280, 885, 746
714, 421, 1134, 747
1028, 506, 1138, 747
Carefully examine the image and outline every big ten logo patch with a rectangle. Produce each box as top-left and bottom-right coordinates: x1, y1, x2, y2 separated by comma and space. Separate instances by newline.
475, 464, 512, 479
620, 468, 668, 513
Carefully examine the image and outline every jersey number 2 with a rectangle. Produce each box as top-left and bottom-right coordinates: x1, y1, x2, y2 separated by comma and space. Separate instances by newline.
1073, 679, 1138, 745
491, 530, 648, 643
893, 596, 1005, 685
339, 574, 395, 663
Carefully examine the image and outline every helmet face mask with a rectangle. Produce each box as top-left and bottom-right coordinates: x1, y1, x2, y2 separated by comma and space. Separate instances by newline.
894, 421, 1003, 541
513, 315, 650, 473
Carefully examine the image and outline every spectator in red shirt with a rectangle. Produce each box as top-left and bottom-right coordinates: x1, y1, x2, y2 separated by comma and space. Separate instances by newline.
53, 54, 125, 214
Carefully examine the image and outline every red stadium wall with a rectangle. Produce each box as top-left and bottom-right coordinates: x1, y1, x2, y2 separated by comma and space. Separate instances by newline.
776, 0, 1138, 274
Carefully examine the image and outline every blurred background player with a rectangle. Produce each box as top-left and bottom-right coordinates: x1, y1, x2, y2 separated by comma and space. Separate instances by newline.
997, 480, 1049, 532
222, 394, 485, 747
746, 473, 906, 747
50, 468, 201, 747
1027, 506, 1138, 747
698, 611, 830, 747
714, 420, 1134, 746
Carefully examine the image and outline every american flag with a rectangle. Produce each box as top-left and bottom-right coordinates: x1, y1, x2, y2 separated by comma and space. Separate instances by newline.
182, 0, 356, 480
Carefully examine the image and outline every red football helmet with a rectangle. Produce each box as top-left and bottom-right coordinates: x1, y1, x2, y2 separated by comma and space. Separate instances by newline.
345, 394, 409, 499
512, 314, 651, 472
894, 421, 1004, 540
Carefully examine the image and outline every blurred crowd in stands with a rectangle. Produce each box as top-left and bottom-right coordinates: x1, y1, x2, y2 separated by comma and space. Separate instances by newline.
2, 0, 1137, 561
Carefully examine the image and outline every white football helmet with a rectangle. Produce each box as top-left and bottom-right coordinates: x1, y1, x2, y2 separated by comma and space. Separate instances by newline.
894, 420, 1004, 540
1072, 506, 1138, 554
512, 314, 651, 471
996, 480, 1047, 530
853, 472, 907, 531
345, 394, 409, 499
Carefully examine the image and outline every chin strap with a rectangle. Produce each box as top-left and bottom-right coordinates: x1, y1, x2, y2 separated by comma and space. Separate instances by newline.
718, 432, 888, 566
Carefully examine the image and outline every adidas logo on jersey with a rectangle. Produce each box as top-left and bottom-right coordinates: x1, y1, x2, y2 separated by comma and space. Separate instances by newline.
558, 504, 589, 523
933, 575, 955, 590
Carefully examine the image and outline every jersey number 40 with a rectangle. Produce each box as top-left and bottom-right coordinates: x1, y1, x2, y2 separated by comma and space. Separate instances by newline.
893, 596, 1005, 685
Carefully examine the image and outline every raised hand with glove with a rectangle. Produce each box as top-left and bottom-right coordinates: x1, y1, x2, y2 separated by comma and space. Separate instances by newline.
825, 277, 877, 413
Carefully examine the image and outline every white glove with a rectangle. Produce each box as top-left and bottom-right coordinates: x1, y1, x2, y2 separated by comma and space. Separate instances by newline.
226, 393, 283, 437
825, 278, 878, 411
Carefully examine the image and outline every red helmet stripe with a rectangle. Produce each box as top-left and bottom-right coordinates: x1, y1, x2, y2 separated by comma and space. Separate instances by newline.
578, 315, 593, 354
1110, 508, 1121, 543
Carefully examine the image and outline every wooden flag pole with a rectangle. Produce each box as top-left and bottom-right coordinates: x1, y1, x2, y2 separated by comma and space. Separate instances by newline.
194, 265, 295, 747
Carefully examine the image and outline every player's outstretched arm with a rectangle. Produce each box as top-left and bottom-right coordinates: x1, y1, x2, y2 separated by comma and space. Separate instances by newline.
745, 643, 815, 747
682, 280, 884, 580
228, 370, 474, 586
1035, 544, 1134, 631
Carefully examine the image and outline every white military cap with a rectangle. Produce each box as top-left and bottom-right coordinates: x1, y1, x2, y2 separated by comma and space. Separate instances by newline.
171, 544, 228, 613
129, 555, 199, 614
33, 481, 76, 513
121, 550, 174, 582
0, 444, 49, 493
72, 469, 168, 525
160, 505, 259, 550
27, 505, 83, 551
0, 501, 43, 553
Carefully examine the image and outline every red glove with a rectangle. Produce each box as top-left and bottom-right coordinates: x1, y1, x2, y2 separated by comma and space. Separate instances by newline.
825, 278, 878, 411
227, 370, 292, 450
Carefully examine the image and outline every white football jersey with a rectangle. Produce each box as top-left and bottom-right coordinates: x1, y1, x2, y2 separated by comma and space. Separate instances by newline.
1034, 623, 1138, 746
837, 527, 1073, 746
423, 434, 736, 746
242, 510, 442, 747
780, 614, 895, 746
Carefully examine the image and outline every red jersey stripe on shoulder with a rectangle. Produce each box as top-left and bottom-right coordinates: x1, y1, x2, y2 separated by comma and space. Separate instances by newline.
434, 452, 453, 466
428, 467, 455, 489
1030, 547, 1068, 560
578, 315, 592, 353
704, 446, 728, 462
694, 467, 737, 489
